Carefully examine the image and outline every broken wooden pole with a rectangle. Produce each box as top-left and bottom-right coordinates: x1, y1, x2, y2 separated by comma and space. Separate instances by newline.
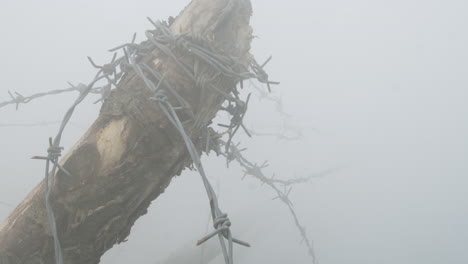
0, 0, 254, 263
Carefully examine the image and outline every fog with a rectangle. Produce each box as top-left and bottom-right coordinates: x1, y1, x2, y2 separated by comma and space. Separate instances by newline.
1, 0, 467, 263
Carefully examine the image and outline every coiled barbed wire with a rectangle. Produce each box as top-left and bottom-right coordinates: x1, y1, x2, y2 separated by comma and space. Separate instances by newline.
125, 29, 252, 264
0, 15, 319, 264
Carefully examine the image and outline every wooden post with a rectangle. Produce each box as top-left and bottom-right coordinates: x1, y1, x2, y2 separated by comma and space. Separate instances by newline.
0, 0, 253, 263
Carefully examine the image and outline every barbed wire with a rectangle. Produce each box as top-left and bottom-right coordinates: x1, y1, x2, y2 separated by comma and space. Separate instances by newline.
0, 83, 112, 111
140, 21, 319, 264
10, 42, 127, 264
200, 173, 222, 264
29, 63, 118, 264
129, 20, 263, 264
216, 139, 319, 263
1, 29, 132, 264
247, 80, 304, 141
0, 14, 318, 264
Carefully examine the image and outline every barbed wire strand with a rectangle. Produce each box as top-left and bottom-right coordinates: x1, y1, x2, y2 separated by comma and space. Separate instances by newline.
0, 83, 109, 111
0, 16, 318, 264
125, 35, 250, 263
219, 139, 319, 264
132, 20, 288, 264
28, 52, 125, 264
246, 80, 305, 141
140, 21, 320, 264
200, 174, 222, 264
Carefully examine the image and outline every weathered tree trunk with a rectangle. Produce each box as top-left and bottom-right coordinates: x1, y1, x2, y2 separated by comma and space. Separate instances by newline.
0, 0, 253, 263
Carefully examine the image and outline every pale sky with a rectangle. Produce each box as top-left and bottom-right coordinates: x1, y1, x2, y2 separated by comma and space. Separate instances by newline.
1, 0, 467, 263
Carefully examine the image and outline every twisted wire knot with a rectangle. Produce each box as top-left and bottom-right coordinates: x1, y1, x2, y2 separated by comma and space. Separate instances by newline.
31, 137, 70, 177
87, 53, 118, 76
214, 213, 231, 233
47, 139, 63, 161
251, 56, 280, 92
75, 83, 88, 94
197, 213, 232, 246
226, 151, 236, 163
197, 211, 250, 248
254, 67, 270, 84
94, 84, 112, 104
47, 145, 63, 161
101, 63, 116, 75
8, 91, 26, 110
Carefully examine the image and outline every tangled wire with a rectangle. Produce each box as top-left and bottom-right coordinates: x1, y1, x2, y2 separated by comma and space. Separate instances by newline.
0, 16, 319, 264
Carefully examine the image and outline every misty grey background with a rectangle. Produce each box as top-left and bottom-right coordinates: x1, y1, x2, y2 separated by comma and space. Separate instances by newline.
1, 0, 467, 263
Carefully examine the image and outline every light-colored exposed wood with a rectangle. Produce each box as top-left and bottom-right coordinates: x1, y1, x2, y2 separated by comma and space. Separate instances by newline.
0, 0, 253, 263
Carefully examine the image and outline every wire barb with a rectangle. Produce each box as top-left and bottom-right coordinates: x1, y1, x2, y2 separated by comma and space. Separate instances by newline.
219, 140, 319, 264
0, 16, 318, 264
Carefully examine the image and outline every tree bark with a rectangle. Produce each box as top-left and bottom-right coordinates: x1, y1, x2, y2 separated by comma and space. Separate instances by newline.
0, 0, 253, 263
